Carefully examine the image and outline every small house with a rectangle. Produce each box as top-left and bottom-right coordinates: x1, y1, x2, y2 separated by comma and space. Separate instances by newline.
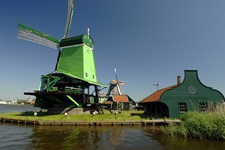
139, 70, 224, 118
102, 80, 135, 110
104, 94, 135, 110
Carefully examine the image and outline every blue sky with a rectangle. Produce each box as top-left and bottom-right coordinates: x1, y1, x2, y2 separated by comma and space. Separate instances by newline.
1, 0, 225, 101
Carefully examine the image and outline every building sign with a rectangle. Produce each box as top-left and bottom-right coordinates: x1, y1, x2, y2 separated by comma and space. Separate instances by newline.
188, 86, 196, 94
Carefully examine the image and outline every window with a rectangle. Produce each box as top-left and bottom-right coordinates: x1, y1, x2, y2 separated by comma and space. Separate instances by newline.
179, 102, 187, 113
85, 73, 88, 77
199, 102, 208, 112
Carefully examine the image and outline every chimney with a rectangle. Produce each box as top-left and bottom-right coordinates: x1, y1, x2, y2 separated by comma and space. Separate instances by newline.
177, 75, 181, 85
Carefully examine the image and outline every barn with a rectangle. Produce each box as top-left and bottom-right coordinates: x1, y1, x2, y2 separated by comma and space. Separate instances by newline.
139, 70, 225, 118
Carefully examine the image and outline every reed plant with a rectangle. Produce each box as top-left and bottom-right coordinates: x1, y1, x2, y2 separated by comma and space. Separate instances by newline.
161, 102, 225, 140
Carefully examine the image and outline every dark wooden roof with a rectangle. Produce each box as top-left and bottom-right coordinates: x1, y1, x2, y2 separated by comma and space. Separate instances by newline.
139, 84, 178, 103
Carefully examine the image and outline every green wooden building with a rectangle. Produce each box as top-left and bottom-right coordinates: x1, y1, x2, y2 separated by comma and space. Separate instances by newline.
139, 70, 224, 118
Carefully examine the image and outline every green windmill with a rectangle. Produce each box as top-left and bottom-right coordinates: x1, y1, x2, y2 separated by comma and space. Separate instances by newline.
17, 0, 105, 114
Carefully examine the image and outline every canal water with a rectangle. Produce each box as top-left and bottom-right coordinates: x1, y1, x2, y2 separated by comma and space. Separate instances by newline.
0, 105, 225, 150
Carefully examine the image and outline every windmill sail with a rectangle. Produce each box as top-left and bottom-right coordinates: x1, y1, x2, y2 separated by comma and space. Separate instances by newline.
106, 69, 124, 96
17, 23, 59, 50
64, 0, 75, 38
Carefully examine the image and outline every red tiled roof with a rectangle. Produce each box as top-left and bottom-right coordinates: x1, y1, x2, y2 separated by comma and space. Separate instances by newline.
102, 95, 130, 104
139, 84, 178, 103
113, 95, 129, 102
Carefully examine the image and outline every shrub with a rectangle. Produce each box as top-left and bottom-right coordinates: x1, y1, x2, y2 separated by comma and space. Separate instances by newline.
162, 110, 225, 140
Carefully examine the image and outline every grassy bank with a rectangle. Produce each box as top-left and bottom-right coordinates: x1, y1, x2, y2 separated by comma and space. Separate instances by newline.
0, 110, 146, 122
161, 110, 225, 140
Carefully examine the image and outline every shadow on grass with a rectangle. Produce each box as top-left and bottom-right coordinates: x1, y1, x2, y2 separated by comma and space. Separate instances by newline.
130, 112, 151, 119
17, 110, 50, 117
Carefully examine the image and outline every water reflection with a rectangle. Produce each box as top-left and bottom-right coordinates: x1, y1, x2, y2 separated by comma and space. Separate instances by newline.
1, 122, 225, 150
30, 126, 164, 150
150, 129, 225, 150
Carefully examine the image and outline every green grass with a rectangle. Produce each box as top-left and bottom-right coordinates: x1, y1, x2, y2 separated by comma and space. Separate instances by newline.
0, 110, 145, 122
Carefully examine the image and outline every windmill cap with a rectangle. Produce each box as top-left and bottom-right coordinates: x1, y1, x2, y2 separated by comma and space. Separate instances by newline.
59, 34, 94, 49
